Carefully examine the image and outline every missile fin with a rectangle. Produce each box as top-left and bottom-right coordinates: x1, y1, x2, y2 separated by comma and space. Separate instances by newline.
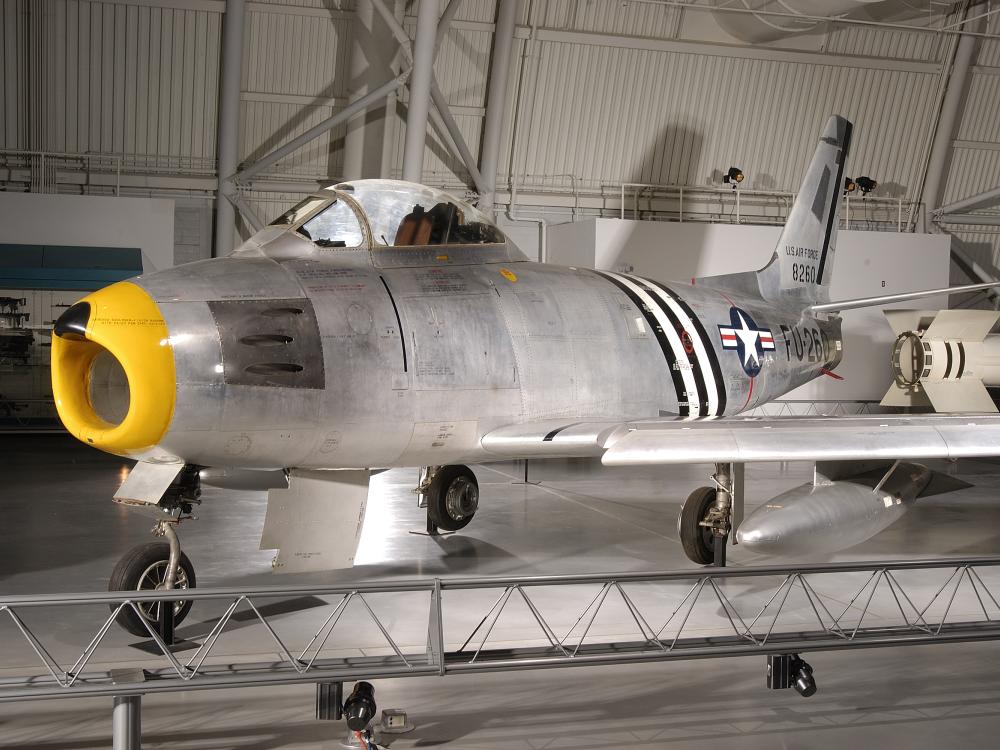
883, 309, 939, 336
921, 379, 998, 413
922, 309, 1000, 342
880, 382, 931, 409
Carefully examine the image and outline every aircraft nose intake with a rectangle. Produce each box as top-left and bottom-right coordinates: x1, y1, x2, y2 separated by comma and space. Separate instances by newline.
50, 282, 176, 456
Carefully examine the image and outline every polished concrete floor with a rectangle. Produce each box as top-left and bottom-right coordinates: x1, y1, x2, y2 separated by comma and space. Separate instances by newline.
2, 435, 1000, 748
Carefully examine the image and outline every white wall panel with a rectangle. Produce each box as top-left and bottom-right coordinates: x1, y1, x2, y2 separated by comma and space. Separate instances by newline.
36, 1, 221, 160
240, 100, 346, 176
243, 6, 350, 98
976, 11, 1000, 68
823, 23, 943, 62
500, 40, 938, 197
956, 72, 1000, 144
941, 148, 1000, 208
537, 0, 683, 38
1, 0, 29, 149
431, 26, 492, 106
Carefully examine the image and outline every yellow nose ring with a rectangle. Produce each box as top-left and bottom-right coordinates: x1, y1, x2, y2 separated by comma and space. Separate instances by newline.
51, 281, 176, 456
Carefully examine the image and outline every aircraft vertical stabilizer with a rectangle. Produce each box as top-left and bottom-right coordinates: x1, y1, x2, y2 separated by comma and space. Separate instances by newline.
698, 115, 852, 306
757, 115, 852, 303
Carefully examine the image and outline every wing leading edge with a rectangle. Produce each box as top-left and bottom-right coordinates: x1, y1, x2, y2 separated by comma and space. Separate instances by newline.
480, 414, 1000, 465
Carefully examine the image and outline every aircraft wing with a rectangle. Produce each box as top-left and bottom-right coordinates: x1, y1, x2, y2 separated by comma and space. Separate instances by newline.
481, 414, 1000, 465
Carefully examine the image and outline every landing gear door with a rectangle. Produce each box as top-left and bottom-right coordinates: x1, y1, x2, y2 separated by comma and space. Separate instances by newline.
261, 469, 371, 573
114, 461, 184, 506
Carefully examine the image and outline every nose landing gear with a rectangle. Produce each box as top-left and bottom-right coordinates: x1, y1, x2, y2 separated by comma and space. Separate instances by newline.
109, 465, 201, 638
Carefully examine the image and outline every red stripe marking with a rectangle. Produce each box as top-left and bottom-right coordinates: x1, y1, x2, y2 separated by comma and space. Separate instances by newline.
742, 375, 754, 409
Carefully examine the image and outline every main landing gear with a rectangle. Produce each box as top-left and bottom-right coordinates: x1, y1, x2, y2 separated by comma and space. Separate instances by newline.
109, 465, 201, 638
416, 465, 479, 535
678, 463, 742, 566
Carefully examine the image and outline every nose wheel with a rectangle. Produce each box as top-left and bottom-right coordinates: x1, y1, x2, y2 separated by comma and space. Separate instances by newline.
108, 529, 196, 637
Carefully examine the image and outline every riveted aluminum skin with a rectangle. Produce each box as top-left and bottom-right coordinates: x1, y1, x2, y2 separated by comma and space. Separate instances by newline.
124, 247, 842, 470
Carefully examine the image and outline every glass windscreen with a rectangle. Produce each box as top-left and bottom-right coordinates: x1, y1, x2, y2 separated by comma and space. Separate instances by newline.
299, 199, 364, 248
269, 196, 327, 227
269, 194, 364, 249
342, 182, 506, 248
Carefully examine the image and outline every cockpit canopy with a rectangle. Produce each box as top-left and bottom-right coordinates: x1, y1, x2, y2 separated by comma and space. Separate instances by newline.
268, 180, 509, 252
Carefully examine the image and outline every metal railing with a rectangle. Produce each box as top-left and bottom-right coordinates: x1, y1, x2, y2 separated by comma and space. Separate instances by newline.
0, 149, 122, 195
618, 182, 918, 232
3, 557, 1000, 702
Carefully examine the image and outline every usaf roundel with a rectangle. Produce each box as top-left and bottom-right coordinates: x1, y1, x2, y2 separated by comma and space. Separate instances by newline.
718, 307, 775, 377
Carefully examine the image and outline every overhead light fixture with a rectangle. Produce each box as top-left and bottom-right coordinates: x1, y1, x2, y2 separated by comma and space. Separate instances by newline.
723, 167, 745, 187
843, 177, 856, 194
856, 176, 877, 195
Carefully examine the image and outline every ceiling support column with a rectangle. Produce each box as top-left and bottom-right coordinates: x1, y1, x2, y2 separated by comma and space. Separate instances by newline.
478, 0, 518, 213
921, 9, 982, 228
401, 0, 438, 183
214, 0, 246, 257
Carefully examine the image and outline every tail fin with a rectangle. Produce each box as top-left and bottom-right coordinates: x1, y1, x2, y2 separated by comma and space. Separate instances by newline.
698, 115, 852, 304
757, 115, 853, 303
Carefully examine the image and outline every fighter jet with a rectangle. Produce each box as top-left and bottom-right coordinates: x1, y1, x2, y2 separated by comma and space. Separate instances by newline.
51, 115, 1000, 635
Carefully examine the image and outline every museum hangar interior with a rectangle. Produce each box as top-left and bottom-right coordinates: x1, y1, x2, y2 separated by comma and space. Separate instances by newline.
4, 0, 1000, 748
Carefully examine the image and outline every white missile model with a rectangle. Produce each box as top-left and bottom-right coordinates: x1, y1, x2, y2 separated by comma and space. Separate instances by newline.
881, 309, 1000, 413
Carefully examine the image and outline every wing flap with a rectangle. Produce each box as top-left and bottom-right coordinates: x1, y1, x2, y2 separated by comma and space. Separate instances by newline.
481, 419, 629, 458
601, 414, 1000, 465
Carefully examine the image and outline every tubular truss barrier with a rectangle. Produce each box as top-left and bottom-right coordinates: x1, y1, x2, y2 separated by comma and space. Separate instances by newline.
618, 182, 916, 232
3, 558, 1000, 701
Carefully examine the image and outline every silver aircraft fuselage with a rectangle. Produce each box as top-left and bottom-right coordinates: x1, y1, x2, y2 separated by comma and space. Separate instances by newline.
123, 236, 840, 470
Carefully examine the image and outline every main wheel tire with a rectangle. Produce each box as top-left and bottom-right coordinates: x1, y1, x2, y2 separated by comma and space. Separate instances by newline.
678, 486, 717, 565
427, 465, 479, 531
109, 542, 196, 637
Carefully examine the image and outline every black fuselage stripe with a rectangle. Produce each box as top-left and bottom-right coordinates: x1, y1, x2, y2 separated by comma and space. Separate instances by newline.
958, 342, 966, 378
816, 120, 852, 285
643, 278, 727, 416
591, 270, 690, 416
379, 276, 407, 372
944, 342, 953, 379
543, 423, 583, 442
628, 276, 709, 417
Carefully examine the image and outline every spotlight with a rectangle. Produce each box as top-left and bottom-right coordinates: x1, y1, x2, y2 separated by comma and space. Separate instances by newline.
344, 681, 377, 731
791, 656, 817, 698
723, 167, 745, 187
843, 177, 856, 194
766, 653, 818, 698
856, 176, 877, 195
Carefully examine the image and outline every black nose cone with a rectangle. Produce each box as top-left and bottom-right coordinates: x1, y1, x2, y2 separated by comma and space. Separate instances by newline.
54, 302, 91, 340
